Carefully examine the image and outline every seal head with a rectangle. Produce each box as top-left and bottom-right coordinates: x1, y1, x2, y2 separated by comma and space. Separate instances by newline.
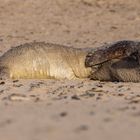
85, 40, 140, 67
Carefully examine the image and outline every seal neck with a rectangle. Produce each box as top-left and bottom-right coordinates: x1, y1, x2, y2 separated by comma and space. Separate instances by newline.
68, 48, 92, 78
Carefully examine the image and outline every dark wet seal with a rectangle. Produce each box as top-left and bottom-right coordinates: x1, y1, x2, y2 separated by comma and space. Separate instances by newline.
85, 40, 140, 67
71, 95, 80, 100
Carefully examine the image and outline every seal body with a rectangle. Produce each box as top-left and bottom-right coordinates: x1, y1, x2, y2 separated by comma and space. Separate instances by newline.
90, 57, 140, 82
0, 42, 92, 79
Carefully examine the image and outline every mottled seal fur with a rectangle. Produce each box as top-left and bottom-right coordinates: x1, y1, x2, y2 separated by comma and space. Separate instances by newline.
86, 40, 140, 82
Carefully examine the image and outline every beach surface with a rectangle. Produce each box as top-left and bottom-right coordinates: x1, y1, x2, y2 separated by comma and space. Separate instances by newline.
0, 0, 140, 140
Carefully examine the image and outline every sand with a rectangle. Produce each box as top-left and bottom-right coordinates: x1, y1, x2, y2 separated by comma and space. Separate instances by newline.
0, 0, 140, 140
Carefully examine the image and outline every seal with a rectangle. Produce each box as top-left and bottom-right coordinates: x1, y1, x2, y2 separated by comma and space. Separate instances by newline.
0, 42, 95, 79
86, 40, 140, 82
0, 40, 140, 82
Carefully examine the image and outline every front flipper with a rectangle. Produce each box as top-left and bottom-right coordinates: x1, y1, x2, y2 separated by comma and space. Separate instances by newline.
85, 40, 140, 67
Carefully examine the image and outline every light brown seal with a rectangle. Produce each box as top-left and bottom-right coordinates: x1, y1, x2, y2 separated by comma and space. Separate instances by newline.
0, 42, 95, 79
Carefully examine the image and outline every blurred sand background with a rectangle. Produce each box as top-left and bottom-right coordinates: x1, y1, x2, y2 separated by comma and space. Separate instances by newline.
0, 0, 140, 140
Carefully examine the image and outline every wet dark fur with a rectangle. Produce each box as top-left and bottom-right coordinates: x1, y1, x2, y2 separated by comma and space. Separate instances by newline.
86, 40, 140, 82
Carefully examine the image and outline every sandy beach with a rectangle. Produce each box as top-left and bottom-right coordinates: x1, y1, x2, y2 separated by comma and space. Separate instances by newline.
0, 0, 140, 140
